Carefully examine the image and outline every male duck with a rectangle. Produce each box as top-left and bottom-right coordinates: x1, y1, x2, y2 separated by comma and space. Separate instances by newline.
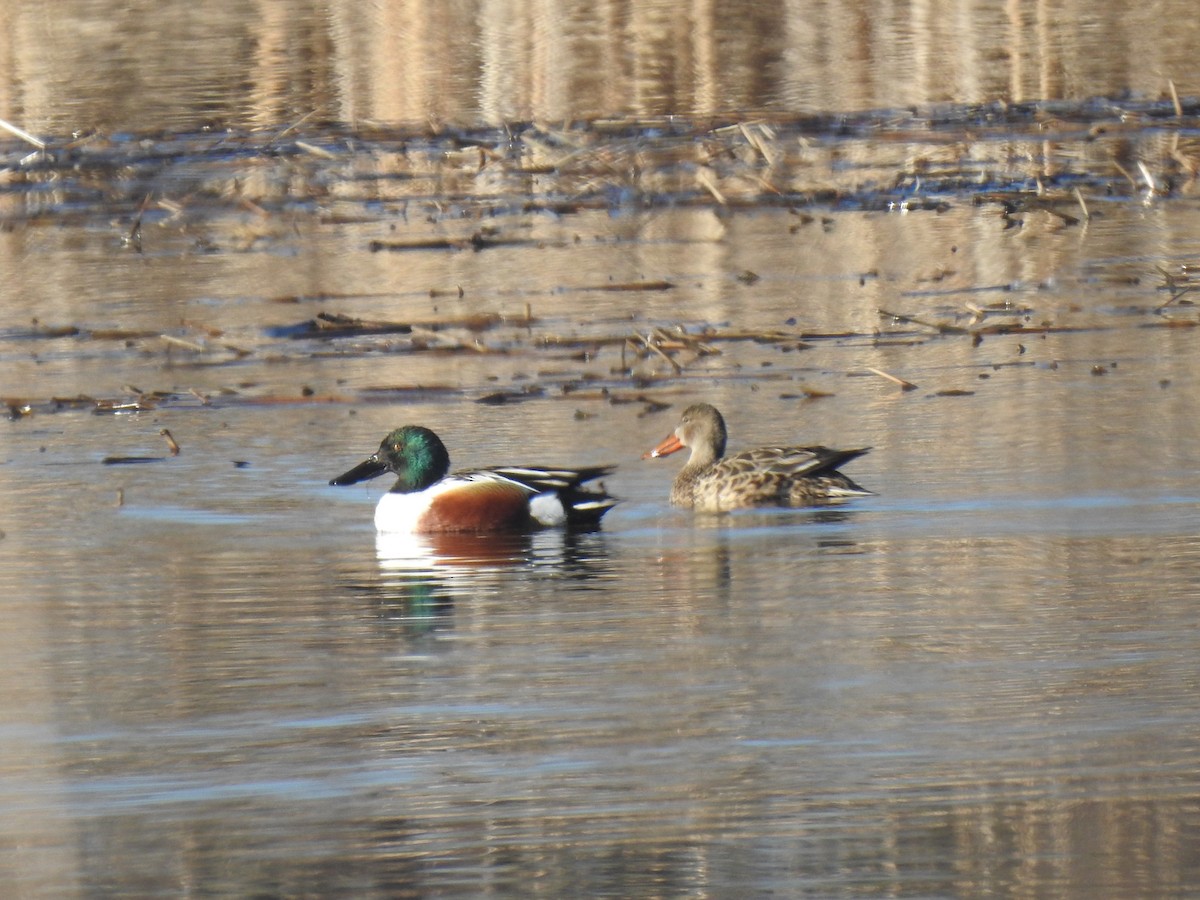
331, 425, 617, 533
644, 403, 871, 512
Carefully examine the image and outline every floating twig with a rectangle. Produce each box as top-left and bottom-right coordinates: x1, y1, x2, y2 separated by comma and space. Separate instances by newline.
862, 366, 918, 391
368, 232, 543, 253
878, 308, 968, 335
1137, 161, 1160, 194
160, 334, 207, 352
268, 312, 415, 340
576, 280, 675, 293
963, 301, 1031, 326
0, 116, 47, 151
779, 387, 835, 400
1154, 265, 1200, 310
1073, 187, 1090, 222
696, 170, 727, 205
126, 193, 152, 252
294, 140, 337, 159
270, 110, 317, 144
629, 333, 683, 374
1112, 161, 1138, 193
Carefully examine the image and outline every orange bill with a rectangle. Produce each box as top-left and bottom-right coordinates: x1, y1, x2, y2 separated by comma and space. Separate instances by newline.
643, 432, 684, 459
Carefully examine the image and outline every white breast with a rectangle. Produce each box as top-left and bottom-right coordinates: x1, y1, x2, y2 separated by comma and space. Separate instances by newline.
373, 488, 439, 533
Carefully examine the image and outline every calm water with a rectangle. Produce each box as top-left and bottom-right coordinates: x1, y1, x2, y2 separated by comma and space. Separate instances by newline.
4, 2, 1200, 897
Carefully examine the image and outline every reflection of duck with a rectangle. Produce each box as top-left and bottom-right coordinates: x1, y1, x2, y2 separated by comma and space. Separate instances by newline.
374, 529, 533, 570
331, 425, 618, 533
376, 528, 611, 575
369, 528, 611, 633
644, 403, 872, 512
370, 531, 532, 634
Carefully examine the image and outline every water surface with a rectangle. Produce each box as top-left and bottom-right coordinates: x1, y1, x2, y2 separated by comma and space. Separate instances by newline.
3, 2, 1200, 897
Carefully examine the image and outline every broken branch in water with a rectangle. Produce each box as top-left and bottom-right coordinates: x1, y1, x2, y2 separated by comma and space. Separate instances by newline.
627, 332, 683, 374
622, 326, 726, 375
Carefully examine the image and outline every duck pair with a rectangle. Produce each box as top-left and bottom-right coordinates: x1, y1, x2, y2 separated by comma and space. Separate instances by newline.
330, 403, 871, 534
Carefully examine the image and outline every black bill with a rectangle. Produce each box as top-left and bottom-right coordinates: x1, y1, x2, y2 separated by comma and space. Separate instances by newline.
329, 454, 389, 486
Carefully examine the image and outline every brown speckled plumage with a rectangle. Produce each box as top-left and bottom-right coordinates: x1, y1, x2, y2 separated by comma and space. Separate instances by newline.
646, 403, 872, 513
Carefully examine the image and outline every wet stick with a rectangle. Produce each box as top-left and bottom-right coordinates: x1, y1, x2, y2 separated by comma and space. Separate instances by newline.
862, 366, 918, 391
0, 116, 46, 150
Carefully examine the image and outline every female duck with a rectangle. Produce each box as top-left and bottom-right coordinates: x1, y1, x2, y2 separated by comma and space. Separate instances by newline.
644, 403, 871, 512
332, 425, 617, 533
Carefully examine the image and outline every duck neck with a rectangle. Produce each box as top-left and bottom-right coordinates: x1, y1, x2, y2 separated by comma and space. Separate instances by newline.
682, 438, 722, 475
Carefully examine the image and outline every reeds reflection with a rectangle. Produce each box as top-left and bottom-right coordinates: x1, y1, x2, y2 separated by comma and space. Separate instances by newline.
6, 1, 1200, 132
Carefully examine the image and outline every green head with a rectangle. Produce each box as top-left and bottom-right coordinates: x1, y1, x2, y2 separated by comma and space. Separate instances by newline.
330, 425, 452, 493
